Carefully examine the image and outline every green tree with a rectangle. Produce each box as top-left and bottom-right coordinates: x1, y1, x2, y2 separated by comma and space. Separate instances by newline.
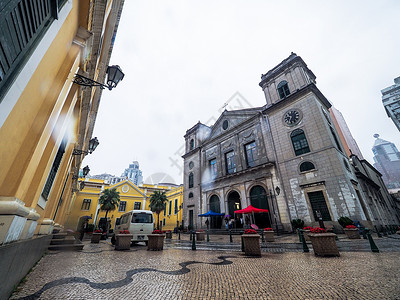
149, 190, 168, 229
99, 188, 120, 231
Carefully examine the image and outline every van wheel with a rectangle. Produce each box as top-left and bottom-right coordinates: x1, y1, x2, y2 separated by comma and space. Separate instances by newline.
111, 235, 116, 245
145, 241, 148, 246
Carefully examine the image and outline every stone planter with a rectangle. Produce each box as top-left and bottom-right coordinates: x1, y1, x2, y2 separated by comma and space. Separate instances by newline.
309, 233, 340, 257
91, 233, 102, 244
196, 231, 205, 241
242, 234, 261, 256
147, 234, 165, 251
115, 234, 133, 250
165, 231, 173, 239
344, 228, 361, 239
303, 230, 311, 241
263, 231, 275, 242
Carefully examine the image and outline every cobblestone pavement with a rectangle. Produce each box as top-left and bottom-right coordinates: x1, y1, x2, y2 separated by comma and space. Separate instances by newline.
10, 235, 400, 300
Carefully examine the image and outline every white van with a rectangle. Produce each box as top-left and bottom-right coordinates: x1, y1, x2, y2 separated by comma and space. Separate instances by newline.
111, 210, 154, 245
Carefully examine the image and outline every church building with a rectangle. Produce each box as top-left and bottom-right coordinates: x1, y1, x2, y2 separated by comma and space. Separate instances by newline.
182, 53, 399, 232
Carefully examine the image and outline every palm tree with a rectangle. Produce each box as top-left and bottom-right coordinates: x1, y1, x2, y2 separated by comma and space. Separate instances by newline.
149, 190, 168, 229
98, 188, 120, 232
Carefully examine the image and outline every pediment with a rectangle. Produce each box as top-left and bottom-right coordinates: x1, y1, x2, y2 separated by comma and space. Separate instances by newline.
207, 107, 264, 141
110, 179, 146, 197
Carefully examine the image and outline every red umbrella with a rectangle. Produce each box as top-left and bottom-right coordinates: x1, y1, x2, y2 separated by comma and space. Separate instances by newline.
234, 205, 269, 226
234, 205, 268, 214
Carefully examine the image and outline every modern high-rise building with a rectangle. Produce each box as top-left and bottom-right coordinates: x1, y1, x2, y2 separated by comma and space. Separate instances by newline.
372, 134, 400, 189
329, 106, 364, 159
382, 76, 400, 131
121, 161, 143, 186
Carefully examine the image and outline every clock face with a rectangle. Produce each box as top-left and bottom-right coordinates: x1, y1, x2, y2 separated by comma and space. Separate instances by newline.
189, 161, 194, 169
284, 110, 301, 126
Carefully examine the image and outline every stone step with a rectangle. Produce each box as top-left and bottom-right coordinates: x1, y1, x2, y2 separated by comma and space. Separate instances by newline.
48, 243, 84, 251
52, 233, 68, 239
50, 238, 76, 245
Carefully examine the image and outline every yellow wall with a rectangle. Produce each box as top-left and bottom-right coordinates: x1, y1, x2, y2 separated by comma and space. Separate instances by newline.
67, 180, 183, 232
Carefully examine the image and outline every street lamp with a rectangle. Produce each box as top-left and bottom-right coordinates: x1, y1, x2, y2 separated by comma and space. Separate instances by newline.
73, 65, 124, 90
73, 137, 99, 155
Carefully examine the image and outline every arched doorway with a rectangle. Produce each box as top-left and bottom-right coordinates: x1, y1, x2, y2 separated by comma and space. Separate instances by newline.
228, 191, 242, 228
250, 185, 271, 228
209, 195, 222, 229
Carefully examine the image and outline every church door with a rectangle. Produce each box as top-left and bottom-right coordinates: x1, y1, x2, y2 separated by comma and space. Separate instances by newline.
209, 195, 222, 229
250, 185, 271, 228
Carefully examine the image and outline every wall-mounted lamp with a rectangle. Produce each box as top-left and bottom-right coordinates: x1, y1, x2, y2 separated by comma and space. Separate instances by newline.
82, 165, 90, 176
79, 181, 85, 191
275, 186, 281, 196
73, 137, 99, 155
72, 165, 90, 180
73, 65, 124, 90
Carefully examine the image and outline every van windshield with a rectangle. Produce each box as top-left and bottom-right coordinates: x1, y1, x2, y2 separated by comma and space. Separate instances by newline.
131, 213, 153, 223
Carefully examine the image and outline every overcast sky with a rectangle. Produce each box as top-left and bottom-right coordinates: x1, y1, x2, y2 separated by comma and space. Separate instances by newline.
83, 0, 400, 185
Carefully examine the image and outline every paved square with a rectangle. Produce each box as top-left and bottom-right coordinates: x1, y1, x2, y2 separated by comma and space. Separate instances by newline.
10, 238, 400, 300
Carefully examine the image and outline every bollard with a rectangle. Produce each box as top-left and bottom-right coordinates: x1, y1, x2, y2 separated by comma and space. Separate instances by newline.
392, 225, 396, 234
261, 230, 265, 243
385, 225, 391, 235
365, 228, 379, 253
206, 229, 209, 242
382, 226, 388, 236
229, 230, 233, 243
190, 231, 192, 240
178, 230, 181, 240
297, 229, 303, 243
374, 226, 382, 238
192, 231, 196, 250
241, 235, 244, 252
299, 229, 309, 253
362, 228, 367, 239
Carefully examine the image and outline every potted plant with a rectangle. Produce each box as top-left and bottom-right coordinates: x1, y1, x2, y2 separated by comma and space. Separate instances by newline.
165, 230, 173, 239
147, 229, 165, 251
308, 227, 340, 257
242, 229, 261, 256
338, 216, 353, 229
114, 230, 133, 250
196, 229, 205, 241
263, 228, 275, 242
344, 225, 361, 239
91, 229, 102, 244
303, 226, 313, 241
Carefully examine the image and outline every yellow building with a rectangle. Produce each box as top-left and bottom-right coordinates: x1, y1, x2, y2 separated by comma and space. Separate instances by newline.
0, 1, 125, 298
67, 179, 183, 232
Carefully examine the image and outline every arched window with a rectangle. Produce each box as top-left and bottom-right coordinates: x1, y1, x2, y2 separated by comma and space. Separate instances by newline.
188, 172, 194, 188
209, 195, 220, 213
277, 80, 290, 99
188, 192, 193, 198
300, 161, 315, 172
291, 129, 310, 156
190, 139, 194, 150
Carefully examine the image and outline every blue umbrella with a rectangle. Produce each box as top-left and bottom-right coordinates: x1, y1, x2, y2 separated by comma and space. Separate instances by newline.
198, 210, 225, 217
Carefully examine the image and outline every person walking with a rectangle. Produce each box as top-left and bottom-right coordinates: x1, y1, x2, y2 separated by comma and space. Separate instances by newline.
79, 219, 88, 241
